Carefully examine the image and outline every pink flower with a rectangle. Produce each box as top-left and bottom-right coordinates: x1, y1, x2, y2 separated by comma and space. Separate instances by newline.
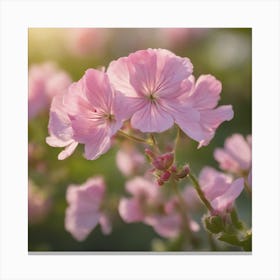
46, 94, 78, 160
173, 75, 234, 147
198, 167, 244, 215
28, 180, 52, 224
159, 28, 207, 48
65, 177, 111, 241
119, 177, 160, 223
107, 48, 193, 133
119, 177, 199, 238
66, 28, 110, 57
28, 62, 71, 119
107, 49, 233, 147
214, 134, 252, 174
116, 144, 146, 176
47, 69, 127, 160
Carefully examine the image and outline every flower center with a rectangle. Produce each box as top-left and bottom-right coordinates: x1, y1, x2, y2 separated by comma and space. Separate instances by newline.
147, 92, 158, 103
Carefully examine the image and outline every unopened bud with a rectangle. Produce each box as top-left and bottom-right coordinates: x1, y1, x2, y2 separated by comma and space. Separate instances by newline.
160, 170, 171, 182
152, 153, 174, 171
176, 165, 190, 179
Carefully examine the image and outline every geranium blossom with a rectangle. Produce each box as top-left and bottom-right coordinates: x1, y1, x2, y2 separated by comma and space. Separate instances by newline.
65, 177, 111, 241
198, 167, 244, 215
107, 48, 193, 133
214, 134, 252, 174
119, 177, 199, 238
107, 49, 233, 147
47, 69, 127, 160
28, 62, 71, 119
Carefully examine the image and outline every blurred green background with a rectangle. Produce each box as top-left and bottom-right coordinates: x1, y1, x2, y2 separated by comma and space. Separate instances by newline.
28, 28, 251, 251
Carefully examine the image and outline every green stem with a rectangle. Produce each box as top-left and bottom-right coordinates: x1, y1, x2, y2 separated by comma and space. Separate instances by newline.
149, 133, 160, 153
118, 130, 149, 145
174, 126, 181, 161
188, 173, 213, 212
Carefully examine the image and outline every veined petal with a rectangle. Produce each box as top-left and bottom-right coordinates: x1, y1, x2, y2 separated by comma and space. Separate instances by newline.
189, 75, 222, 109
107, 56, 138, 97
84, 69, 114, 112
130, 101, 174, 133
83, 131, 112, 160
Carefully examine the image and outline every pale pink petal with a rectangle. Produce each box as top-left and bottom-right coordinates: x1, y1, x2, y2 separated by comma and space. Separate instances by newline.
65, 177, 106, 241
188, 75, 222, 109
214, 148, 241, 173
99, 214, 112, 235
58, 141, 78, 160
224, 134, 251, 170
125, 177, 159, 200
118, 198, 145, 223
83, 135, 111, 161
116, 147, 145, 176
107, 56, 139, 98
84, 69, 114, 112
149, 214, 181, 238
130, 102, 174, 133
211, 178, 244, 213
65, 207, 100, 241
46, 94, 78, 159
198, 105, 234, 147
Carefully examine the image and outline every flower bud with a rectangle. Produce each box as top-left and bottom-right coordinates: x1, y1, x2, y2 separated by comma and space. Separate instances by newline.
160, 170, 171, 182
152, 153, 174, 171
175, 165, 190, 179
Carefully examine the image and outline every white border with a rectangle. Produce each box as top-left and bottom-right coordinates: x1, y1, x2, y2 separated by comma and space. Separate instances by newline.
1, 0, 279, 279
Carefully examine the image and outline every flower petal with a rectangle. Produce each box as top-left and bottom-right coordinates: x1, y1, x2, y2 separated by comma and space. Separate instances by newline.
211, 178, 244, 213
130, 102, 174, 133
118, 198, 144, 223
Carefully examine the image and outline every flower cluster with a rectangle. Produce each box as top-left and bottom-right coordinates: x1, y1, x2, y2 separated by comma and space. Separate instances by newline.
43, 48, 251, 251
47, 48, 233, 160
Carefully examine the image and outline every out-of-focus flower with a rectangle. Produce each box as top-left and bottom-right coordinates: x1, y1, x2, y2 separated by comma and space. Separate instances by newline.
65, 177, 111, 241
198, 167, 244, 215
119, 177, 199, 238
173, 75, 234, 148
66, 28, 110, 57
214, 134, 252, 175
28, 180, 52, 224
116, 144, 145, 176
158, 28, 207, 49
47, 69, 128, 160
28, 62, 71, 119
107, 48, 193, 133
46, 94, 78, 160
182, 186, 201, 210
